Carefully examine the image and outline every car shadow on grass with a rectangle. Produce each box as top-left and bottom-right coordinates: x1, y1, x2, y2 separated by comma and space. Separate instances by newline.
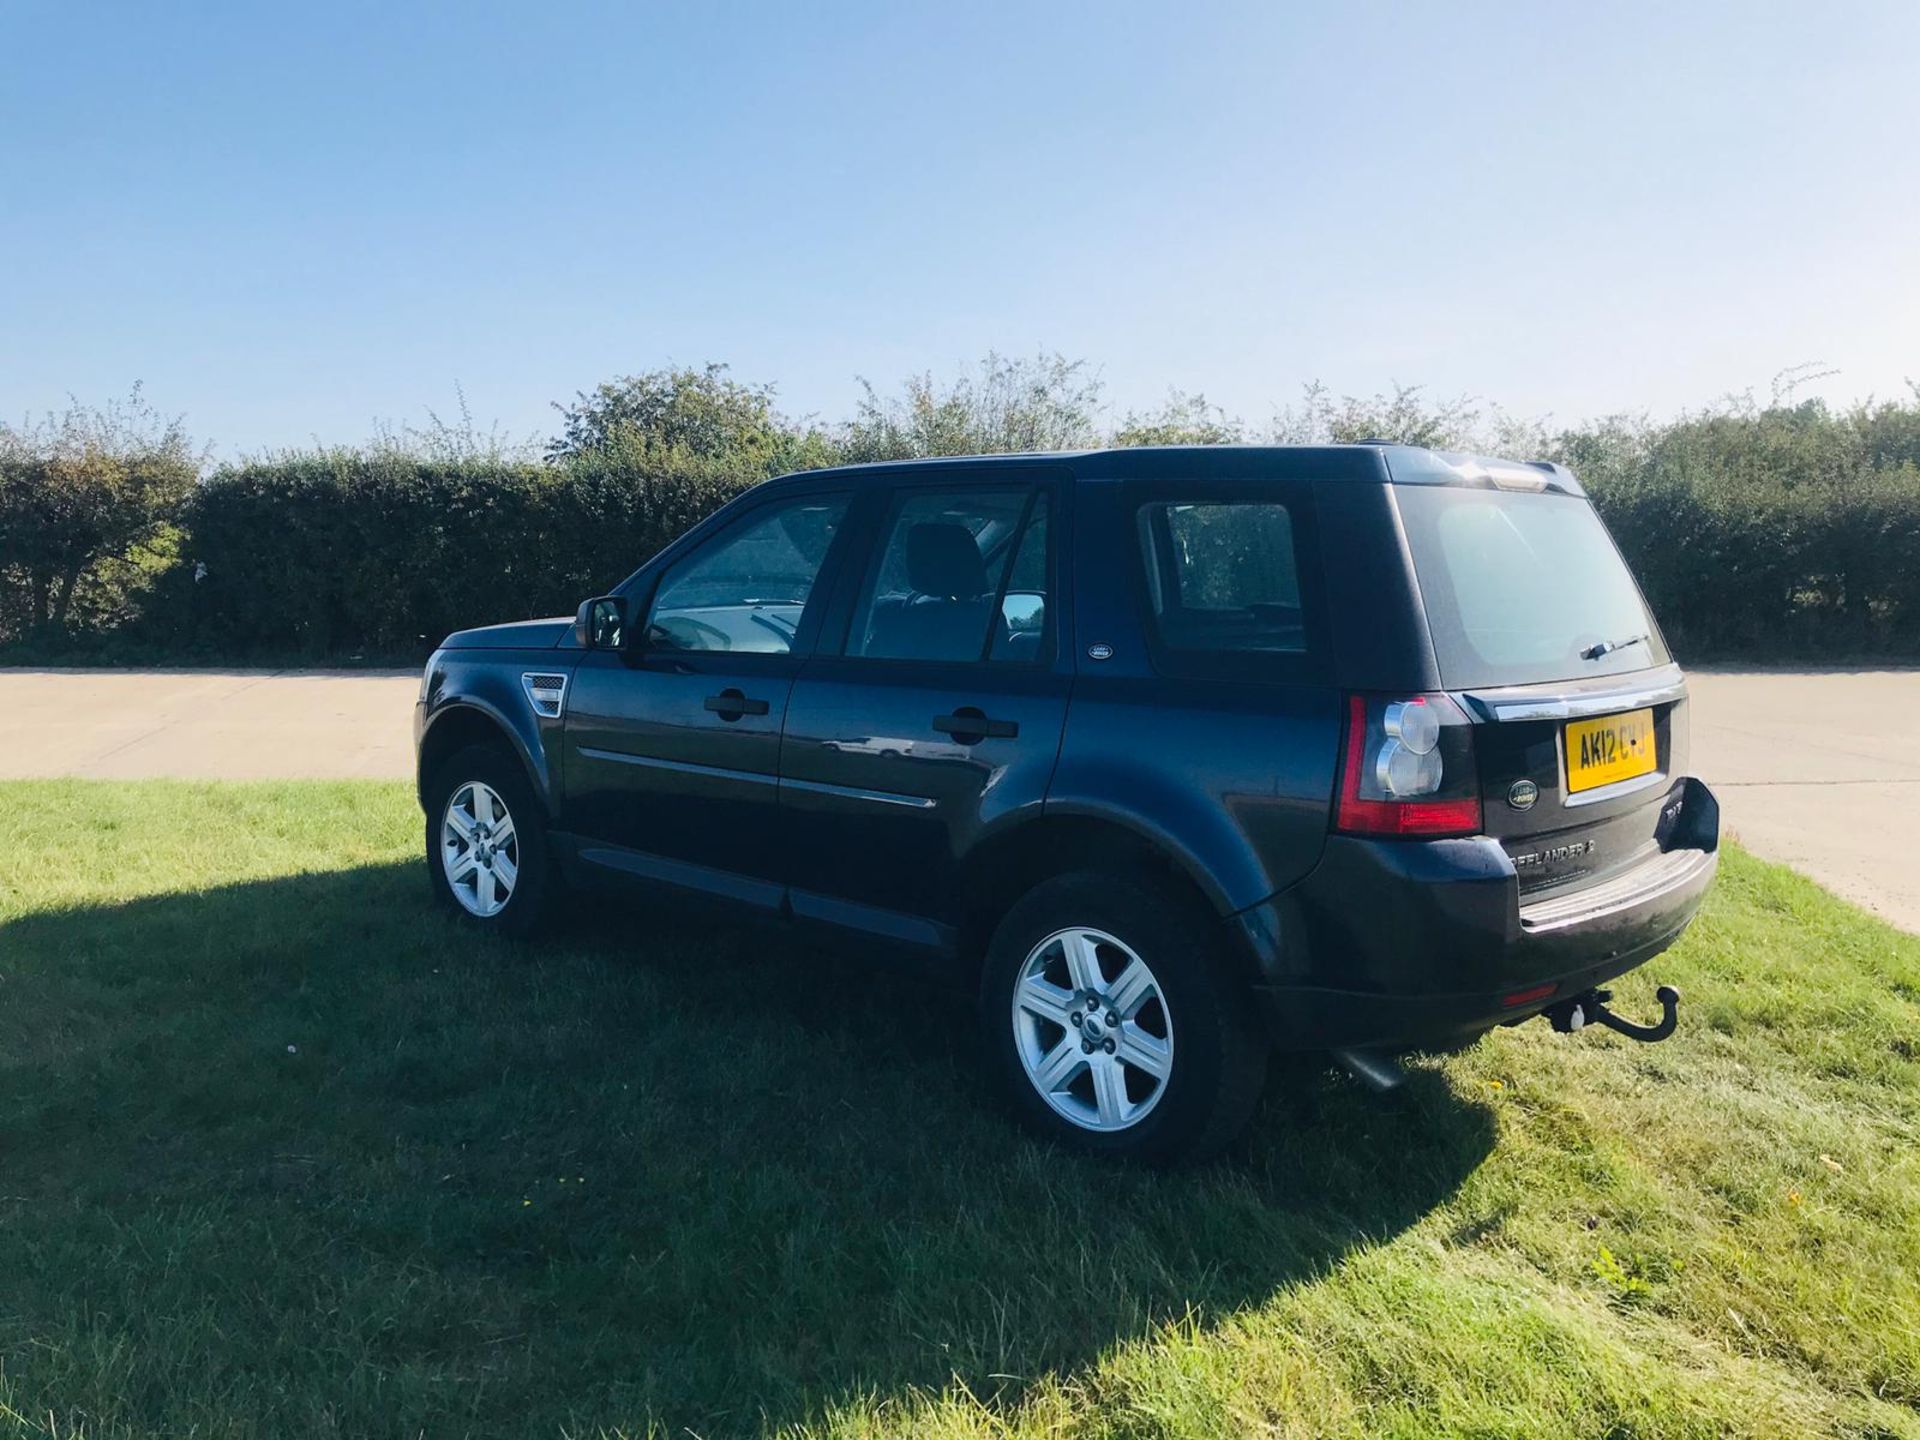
0, 861, 1496, 1437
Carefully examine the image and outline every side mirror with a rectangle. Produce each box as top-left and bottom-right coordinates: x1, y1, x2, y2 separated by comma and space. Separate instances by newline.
574, 595, 628, 651
1001, 590, 1046, 633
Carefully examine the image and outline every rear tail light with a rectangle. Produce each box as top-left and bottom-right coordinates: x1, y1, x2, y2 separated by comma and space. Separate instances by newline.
1334, 693, 1482, 838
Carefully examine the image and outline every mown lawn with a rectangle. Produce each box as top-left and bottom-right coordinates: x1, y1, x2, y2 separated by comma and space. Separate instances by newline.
0, 781, 1915, 1440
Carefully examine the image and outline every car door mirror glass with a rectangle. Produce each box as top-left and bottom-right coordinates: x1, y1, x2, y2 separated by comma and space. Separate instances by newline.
1001, 590, 1045, 634
575, 595, 627, 650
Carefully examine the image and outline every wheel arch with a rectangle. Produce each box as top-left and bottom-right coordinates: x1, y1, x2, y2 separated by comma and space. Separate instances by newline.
955, 812, 1233, 976
416, 699, 554, 816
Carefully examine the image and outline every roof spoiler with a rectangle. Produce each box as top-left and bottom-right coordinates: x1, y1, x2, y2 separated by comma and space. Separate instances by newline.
1376, 445, 1584, 497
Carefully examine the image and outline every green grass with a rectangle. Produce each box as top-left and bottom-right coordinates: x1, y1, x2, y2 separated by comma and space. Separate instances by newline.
0, 782, 1916, 1439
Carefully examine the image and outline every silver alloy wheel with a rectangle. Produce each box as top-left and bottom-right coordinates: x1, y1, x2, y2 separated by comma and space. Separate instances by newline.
440, 780, 519, 919
1011, 926, 1175, 1132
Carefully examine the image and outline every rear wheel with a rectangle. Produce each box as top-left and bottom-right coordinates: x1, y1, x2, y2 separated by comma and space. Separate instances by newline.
980, 870, 1268, 1165
425, 742, 553, 938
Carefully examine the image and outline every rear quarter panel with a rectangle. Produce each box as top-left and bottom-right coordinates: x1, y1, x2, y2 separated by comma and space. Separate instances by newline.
1314, 477, 1443, 692
1054, 467, 1341, 913
1048, 673, 1341, 911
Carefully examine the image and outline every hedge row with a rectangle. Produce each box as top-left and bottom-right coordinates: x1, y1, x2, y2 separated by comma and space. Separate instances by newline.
1591, 464, 1920, 656
9, 402, 1920, 663
1572, 401, 1920, 658
138, 454, 1920, 664
147, 451, 756, 658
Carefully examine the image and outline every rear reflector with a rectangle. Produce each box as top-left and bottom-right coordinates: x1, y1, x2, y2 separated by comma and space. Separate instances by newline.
1502, 983, 1558, 1008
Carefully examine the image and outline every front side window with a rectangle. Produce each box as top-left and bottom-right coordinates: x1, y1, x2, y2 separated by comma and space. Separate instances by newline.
645, 494, 849, 654
848, 488, 1049, 663
1138, 501, 1306, 655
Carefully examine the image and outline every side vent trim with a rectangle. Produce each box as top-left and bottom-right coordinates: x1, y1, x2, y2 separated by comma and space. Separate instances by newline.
521, 672, 568, 719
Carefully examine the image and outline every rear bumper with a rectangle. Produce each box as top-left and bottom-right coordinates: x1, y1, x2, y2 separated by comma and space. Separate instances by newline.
1235, 777, 1720, 1052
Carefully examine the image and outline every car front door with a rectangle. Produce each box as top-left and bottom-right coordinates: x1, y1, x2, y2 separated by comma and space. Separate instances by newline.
778, 473, 1071, 955
563, 489, 852, 910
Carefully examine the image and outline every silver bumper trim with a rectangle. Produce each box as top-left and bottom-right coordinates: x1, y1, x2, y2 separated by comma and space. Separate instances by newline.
1519, 847, 1716, 934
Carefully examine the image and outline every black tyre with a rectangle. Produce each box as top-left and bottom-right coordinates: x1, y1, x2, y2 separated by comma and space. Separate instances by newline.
979, 869, 1269, 1165
424, 741, 553, 939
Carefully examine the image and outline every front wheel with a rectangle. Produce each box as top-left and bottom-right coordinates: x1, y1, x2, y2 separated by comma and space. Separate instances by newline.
425, 742, 553, 938
980, 870, 1268, 1165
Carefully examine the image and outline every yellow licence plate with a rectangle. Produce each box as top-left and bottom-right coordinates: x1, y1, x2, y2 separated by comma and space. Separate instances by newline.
1565, 708, 1657, 793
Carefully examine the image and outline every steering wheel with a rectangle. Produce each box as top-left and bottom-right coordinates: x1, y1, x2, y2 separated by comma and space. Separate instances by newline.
652, 615, 732, 651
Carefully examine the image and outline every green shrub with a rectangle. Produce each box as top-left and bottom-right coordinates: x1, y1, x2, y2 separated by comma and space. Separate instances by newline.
1577, 397, 1920, 657
0, 390, 198, 646
157, 443, 762, 659
4, 370, 1916, 664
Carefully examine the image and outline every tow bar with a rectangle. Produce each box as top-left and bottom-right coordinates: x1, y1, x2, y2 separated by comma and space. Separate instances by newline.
1547, 985, 1681, 1043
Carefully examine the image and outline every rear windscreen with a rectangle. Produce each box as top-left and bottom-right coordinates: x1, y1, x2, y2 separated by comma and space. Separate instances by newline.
1395, 485, 1668, 689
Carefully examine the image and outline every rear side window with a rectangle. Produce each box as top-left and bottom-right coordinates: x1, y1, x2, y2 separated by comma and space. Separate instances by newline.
847, 487, 1050, 663
1138, 502, 1306, 656
991, 506, 1048, 661
1395, 485, 1669, 689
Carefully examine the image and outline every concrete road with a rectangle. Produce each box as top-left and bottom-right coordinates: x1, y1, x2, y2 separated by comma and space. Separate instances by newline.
2, 665, 1915, 931
1686, 669, 1920, 933
0, 669, 419, 782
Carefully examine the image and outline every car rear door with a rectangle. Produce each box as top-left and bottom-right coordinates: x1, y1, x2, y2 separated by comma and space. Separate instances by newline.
1388, 476, 1709, 902
562, 489, 853, 908
1461, 666, 1697, 898
777, 469, 1071, 954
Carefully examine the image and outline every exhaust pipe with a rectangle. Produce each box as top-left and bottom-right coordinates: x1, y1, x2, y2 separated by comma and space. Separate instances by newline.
1332, 1047, 1408, 1092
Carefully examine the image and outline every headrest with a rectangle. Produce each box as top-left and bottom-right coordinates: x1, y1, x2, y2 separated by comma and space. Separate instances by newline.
905, 522, 989, 598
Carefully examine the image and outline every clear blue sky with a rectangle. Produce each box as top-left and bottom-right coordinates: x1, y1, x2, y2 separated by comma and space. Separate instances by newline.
5, 0, 1917, 458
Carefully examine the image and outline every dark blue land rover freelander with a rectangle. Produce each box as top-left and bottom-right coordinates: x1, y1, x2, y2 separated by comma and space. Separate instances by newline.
414, 446, 1718, 1163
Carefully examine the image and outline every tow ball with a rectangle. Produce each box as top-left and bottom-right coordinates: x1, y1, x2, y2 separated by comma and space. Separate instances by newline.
1547, 985, 1681, 1043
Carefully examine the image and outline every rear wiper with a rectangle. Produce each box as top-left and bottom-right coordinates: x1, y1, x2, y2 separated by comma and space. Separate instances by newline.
1582, 632, 1648, 661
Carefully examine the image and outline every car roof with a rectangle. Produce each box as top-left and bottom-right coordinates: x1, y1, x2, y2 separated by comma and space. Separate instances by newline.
766, 443, 1582, 496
